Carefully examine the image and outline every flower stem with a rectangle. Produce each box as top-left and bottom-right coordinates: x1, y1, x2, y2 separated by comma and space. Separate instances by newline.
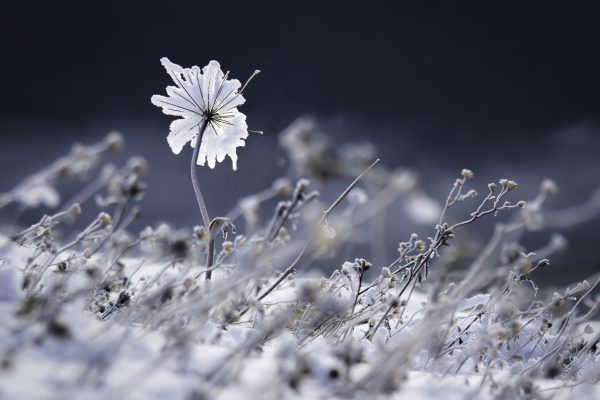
191, 119, 211, 229
191, 120, 216, 281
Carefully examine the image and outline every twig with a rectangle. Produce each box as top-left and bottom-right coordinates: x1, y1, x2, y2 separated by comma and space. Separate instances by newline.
256, 159, 380, 302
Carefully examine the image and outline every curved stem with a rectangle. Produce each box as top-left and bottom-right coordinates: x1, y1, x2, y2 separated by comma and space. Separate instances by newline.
191, 119, 211, 228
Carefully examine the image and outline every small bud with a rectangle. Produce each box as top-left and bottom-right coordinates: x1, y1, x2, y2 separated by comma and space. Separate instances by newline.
466, 189, 478, 198
234, 235, 247, 248
550, 233, 567, 251
105, 131, 124, 152
184, 278, 197, 290
461, 169, 474, 180
70, 203, 82, 215
293, 179, 310, 199
354, 258, 372, 273
488, 183, 497, 192
127, 156, 148, 176
517, 200, 526, 208
272, 178, 293, 196
83, 248, 93, 259
506, 180, 518, 191
410, 233, 419, 241
223, 241, 234, 253
541, 179, 558, 197
99, 212, 112, 226
511, 321, 522, 336
415, 240, 426, 252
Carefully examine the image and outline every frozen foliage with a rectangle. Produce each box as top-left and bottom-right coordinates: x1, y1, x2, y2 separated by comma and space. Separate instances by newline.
2, 110, 600, 399
0, 132, 123, 209
151, 58, 259, 170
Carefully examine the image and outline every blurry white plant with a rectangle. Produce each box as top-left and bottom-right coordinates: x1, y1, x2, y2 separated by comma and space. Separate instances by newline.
152, 58, 259, 229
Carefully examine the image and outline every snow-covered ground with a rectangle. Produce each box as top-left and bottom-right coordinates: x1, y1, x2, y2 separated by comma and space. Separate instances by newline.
1, 128, 600, 400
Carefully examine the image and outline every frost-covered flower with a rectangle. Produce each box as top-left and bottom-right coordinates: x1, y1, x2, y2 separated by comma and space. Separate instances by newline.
152, 58, 259, 170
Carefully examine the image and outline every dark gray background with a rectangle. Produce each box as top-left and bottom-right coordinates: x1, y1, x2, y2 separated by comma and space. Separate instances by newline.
1, 1, 599, 282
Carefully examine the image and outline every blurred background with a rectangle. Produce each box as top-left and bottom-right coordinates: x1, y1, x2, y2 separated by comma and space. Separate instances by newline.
1, 1, 599, 283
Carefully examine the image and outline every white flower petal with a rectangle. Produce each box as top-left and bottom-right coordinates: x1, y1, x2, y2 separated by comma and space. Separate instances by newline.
151, 94, 198, 118
198, 112, 249, 171
159, 58, 206, 113
202, 60, 222, 110
167, 116, 203, 155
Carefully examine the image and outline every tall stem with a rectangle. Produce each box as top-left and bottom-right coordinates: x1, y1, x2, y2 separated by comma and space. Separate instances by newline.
191, 119, 211, 229
191, 119, 216, 281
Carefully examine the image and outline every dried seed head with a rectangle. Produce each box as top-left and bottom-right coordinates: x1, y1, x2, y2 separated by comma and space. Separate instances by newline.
127, 156, 148, 176
461, 169, 474, 180
272, 177, 293, 196
70, 203, 82, 215
105, 131, 124, 152
223, 241, 234, 253
99, 212, 112, 226
541, 179, 558, 197
506, 180, 518, 191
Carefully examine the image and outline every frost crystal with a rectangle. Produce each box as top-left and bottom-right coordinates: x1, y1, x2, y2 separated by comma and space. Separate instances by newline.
151, 58, 258, 170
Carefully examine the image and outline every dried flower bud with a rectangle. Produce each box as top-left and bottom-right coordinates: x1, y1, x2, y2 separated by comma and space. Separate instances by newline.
550, 233, 567, 251
293, 179, 310, 199
506, 180, 518, 191
70, 203, 82, 215
390, 170, 417, 193
105, 131, 124, 152
183, 278, 197, 291
541, 179, 558, 197
127, 156, 148, 176
223, 241, 234, 253
272, 178, 293, 196
461, 169, 474, 180
488, 182, 497, 192
99, 212, 112, 226
517, 200, 526, 208
415, 240, 426, 252
354, 258, 372, 273
234, 235, 247, 248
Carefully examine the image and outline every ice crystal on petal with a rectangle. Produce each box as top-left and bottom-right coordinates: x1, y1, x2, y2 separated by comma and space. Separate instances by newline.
151, 58, 256, 170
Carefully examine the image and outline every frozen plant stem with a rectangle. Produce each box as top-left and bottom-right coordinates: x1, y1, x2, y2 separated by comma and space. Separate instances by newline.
190, 119, 216, 280
256, 159, 380, 302
191, 119, 211, 230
